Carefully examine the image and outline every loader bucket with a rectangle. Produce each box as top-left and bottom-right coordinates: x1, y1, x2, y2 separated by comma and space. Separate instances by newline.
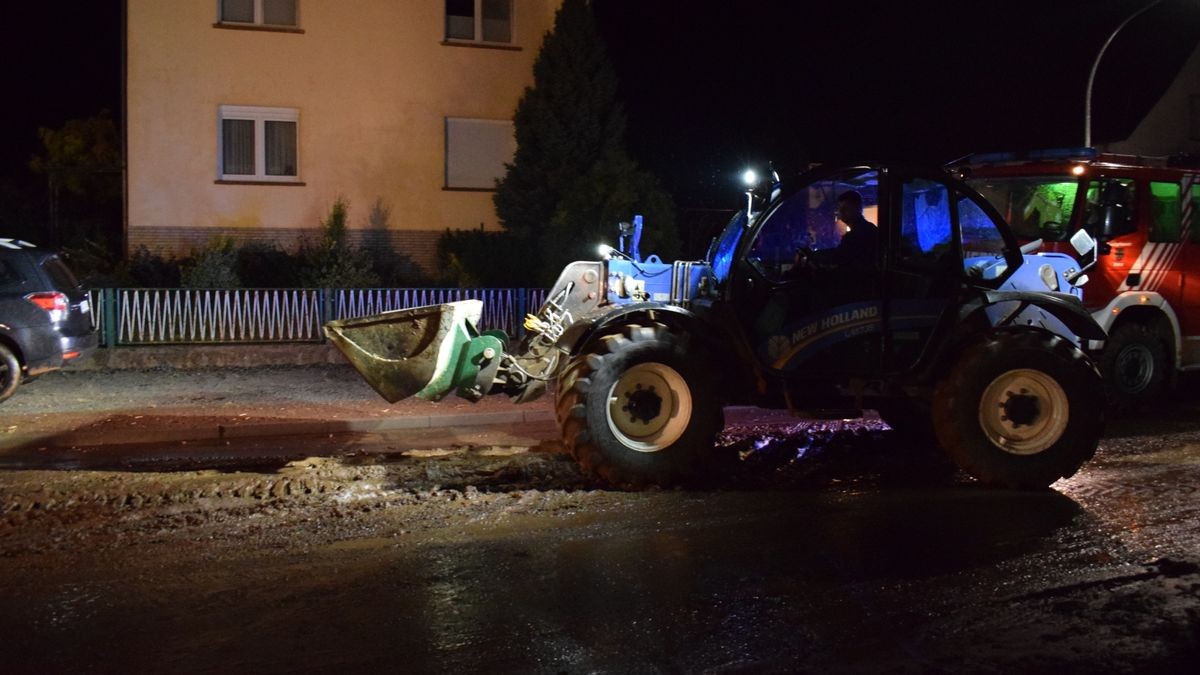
323, 300, 486, 403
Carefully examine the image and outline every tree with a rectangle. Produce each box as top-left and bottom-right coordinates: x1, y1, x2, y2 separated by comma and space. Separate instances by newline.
28, 111, 122, 250
494, 0, 679, 284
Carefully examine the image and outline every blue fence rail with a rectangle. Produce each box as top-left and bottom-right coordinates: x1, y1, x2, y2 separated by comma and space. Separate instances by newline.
89, 287, 548, 346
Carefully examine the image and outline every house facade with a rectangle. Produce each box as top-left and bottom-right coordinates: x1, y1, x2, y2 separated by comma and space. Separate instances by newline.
125, 0, 560, 275
1104, 41, 1200, 158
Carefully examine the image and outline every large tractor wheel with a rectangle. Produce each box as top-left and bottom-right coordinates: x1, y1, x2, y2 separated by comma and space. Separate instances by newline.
556, 323, 723, 486
932, 329, 1103, 489
1098, 321, 1169, 408
0, 343, 20, 403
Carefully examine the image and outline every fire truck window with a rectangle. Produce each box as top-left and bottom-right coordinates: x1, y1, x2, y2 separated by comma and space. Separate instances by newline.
898, 179, 952, 268
1149, 181, 1182, 243
1084, 178, 1136, 239
965, 176, 1077, 242
1193, 184, 1200, 244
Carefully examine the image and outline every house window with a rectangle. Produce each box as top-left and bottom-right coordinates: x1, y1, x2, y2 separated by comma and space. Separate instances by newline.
220, 0, 298, 28
446, 0, 512, 44
219, 106, 299, 182
445, 118, 515, 190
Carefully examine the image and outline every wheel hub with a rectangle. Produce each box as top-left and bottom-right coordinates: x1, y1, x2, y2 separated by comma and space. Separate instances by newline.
978, 368, 1069, 456
606, 362, 692, 453
1115, 344, 1153, 393
1000, 390, 1040, 428
622, 385, 663, 424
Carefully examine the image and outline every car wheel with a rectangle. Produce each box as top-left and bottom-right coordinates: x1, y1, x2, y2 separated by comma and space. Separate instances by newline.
0, 343, 20, 403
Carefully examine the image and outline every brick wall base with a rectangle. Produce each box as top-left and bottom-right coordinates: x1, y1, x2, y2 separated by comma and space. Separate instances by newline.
127, 227, 445, 277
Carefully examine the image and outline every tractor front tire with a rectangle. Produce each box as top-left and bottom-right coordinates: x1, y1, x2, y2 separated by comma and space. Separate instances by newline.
556, 323, 723, 487
932, 329, 1103, 489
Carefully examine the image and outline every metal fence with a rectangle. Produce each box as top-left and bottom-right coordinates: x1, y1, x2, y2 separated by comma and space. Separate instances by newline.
90, 287, 548, 346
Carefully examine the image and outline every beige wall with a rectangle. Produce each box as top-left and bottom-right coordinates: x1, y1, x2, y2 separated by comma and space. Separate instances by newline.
126, 0, 560, 271
1106, 43, 1200, 157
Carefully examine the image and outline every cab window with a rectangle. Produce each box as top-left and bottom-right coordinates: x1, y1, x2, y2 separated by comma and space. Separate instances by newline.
959, 195, 1007, 256
898, 178, 952, 268
1149, 181, 1182, 243
747, 170, 879, 282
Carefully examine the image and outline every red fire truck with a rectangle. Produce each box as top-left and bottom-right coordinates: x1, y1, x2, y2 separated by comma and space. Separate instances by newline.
959, 148, 1199, 405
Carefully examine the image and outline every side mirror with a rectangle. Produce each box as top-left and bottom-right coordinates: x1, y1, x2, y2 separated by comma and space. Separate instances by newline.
1066, 229, 1098, 286
1069, 229, 1096, 257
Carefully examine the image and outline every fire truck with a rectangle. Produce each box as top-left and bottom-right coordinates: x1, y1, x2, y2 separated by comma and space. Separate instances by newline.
959, 148, 1200, 405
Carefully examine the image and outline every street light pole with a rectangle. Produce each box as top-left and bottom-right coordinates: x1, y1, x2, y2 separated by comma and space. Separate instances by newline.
1085, 0, 1162, 148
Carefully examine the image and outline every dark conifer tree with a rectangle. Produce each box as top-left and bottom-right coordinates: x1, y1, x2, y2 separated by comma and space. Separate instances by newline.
495, 0, 678, 284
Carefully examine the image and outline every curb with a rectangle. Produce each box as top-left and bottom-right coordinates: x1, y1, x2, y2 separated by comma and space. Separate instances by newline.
2, 405, 846, 454
2, 408, 559, 452
76, 344, 346, 371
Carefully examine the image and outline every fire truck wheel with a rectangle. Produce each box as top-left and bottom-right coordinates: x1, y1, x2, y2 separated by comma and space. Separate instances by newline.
1098, 321, 1169, 408
0, 344, 21, 403
932, 329, 1103, 489
556, 322, 723, 487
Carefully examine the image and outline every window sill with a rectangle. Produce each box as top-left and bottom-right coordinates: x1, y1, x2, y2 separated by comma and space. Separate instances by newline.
443, 186, 498, 193
213, 23, 305, 34
216, 179, 306, 186
441, 40, 521, 52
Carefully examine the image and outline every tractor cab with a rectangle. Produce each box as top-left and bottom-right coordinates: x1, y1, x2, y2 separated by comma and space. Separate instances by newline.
727, 165, 1041, 390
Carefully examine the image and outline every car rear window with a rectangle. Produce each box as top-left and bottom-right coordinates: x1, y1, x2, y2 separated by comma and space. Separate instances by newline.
0, 257, 24, 288
41, 256, 81, 291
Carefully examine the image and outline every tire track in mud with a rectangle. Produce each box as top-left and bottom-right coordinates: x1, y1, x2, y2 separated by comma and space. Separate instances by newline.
0, 447, 592, 551
0, 419, 963, 532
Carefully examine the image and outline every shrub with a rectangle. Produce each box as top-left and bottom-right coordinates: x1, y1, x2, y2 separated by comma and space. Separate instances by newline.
236, 243, 302, 288
436, 228, 533, 287
181, 237, 240, 288
299, 197, 380, 288
122, 246, 181, 288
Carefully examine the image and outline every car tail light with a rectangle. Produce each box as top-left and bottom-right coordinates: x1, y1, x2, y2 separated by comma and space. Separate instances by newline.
25, 291, 69, 322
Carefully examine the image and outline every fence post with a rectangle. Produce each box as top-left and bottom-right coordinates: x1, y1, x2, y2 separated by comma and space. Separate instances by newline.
103, 288, 118, 347
516, 288, 528, 338
320, 288, 333, 341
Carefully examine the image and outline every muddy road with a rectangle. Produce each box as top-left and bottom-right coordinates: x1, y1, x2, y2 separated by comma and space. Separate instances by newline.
2, 412, 1199, 672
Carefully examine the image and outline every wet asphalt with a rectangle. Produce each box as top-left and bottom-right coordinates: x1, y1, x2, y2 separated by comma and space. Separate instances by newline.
2, 374, 1200, 672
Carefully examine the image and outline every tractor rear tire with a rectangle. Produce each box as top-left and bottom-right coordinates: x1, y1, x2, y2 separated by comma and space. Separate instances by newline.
0, 344, 20, 403
556, 323, 723, 487
932, 329, 1103, 489
1099, 321, 1169, 408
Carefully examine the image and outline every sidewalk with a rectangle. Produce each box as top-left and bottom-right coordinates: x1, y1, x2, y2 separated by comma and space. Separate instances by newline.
0, 364, 557, 455
1, 364, 809, 464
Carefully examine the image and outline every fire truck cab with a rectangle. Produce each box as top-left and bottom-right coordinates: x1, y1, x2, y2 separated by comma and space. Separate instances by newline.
960, 148, 1200, 406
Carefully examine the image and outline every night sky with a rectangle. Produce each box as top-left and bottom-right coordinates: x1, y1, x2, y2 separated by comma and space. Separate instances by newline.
594, 0, 1200, 207
1, 1, 1197, 211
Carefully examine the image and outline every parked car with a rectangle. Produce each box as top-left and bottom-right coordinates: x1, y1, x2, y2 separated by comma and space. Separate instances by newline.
0, 239, 98, 403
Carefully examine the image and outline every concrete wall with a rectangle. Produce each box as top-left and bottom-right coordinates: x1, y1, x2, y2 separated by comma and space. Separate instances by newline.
126, 0, 560, 273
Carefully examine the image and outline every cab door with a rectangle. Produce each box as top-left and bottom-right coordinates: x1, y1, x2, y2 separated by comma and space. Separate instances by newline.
882, 172, 1016, 373
729, 168, 884, 379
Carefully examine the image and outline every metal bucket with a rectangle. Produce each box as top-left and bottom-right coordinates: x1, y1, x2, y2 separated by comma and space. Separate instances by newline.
323, 300, 484, 402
